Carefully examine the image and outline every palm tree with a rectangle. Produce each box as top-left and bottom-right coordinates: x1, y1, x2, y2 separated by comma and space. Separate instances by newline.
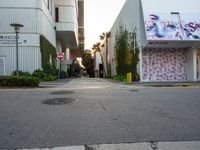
99, 32, 111, 77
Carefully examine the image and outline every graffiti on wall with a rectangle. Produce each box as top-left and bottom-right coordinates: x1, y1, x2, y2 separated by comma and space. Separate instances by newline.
145, 14, 200, 40
142, 48, 188, 81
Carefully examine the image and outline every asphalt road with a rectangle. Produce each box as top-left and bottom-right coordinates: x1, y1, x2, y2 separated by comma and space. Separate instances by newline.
0, 78, 200, 149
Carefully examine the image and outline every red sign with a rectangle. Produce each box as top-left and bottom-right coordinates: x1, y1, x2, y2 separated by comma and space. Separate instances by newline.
56, 52, 64, 61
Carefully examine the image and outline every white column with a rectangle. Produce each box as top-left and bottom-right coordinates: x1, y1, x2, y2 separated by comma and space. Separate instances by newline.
66, 48, 70, 60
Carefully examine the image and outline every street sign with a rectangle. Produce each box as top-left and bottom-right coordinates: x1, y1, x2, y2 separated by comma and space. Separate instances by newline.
56, 52, 64, 61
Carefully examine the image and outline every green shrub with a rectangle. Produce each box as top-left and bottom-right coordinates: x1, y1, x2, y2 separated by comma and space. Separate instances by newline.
11, 70, 32, 77
60, 70, 67, 79
43, 63, 57, 76
32, 69, 46, 79
0, 76, 40, 87
114, 75, 127, 82
42, 76, 57, 81
32, 69, 57, 81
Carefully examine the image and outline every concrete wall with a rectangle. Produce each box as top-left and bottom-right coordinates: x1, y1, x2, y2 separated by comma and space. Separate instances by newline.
94, 52, 102, 77
108, 0, 146, 76
54, 0, 78, 48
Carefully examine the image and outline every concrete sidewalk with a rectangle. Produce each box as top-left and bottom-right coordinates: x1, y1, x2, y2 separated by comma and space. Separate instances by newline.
129, 80, 200, 87
39, 79, 72, 88
3, 141, 200, 150
39, 78, 200, 88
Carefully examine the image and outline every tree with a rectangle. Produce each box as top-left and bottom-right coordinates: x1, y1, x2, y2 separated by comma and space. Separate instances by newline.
70, 43, 85, 65
99, 32, 111, 77
115, 26, 140, 81
115, 26, 129, 75
82, 52, 95, 77
128, 30, 140, 81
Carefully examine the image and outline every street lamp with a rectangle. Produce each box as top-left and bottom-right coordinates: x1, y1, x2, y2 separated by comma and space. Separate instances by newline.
10, 23, 24, 76
171, 12, 184, 36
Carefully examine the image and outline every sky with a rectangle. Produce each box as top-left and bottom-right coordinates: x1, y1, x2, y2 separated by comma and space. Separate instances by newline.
84, 0, 126, 50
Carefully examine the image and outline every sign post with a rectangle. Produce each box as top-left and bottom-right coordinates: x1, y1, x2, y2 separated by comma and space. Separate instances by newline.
56, 52, 64, 79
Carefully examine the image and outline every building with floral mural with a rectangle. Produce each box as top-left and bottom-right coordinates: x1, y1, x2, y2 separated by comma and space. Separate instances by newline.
106, 0, 200, 81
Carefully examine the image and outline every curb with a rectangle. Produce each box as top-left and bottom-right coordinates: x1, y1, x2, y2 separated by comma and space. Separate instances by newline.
2, 141, 200, 150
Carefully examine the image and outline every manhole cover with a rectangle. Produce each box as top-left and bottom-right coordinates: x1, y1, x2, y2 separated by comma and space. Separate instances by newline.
42, 98, 77, 105
50, 90, 74, 94
129, 89, 139, 92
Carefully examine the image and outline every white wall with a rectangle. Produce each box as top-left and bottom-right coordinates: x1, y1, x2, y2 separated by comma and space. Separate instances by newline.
0, 0, 55, 46
187, 48, 196, 81
54, 0, 78, 45
94, 51, 102, 77
37, 0, 56, 46
0, 0, 56, 74
141, 0, 200, 13
109, 0, 144, 76
0, 47, 41, 75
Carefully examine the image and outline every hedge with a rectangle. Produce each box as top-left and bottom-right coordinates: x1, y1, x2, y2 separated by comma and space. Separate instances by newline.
0, 76, 40, 87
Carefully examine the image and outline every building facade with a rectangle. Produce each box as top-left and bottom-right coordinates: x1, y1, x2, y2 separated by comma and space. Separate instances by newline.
0, 0, 83, 76
106, 0, 200, 81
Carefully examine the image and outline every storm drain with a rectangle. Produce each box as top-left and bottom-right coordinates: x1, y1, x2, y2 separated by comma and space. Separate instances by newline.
50, 90, 74, 94
42, 98, 77, 105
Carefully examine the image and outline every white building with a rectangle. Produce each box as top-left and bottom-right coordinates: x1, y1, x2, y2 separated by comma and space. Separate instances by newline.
107, 0, 200, 81
0, 0, 79, 76
94, 51, 103, 77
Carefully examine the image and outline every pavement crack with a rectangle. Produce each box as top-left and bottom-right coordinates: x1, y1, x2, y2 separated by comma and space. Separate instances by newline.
150, 141, 159, 150
99, 101, 107, 112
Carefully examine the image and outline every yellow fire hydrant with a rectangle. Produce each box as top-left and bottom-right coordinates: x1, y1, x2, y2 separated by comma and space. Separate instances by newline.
127, 72, 132, 83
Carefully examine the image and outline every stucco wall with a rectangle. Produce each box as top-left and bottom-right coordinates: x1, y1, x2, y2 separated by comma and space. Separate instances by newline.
109, 0, 144, 76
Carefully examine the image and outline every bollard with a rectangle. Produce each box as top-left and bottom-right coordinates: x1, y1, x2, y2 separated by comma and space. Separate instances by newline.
127, 72, 132, 83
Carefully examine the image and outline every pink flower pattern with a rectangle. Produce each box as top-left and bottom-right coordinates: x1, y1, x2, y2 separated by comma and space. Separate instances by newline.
142, 48, 188, 81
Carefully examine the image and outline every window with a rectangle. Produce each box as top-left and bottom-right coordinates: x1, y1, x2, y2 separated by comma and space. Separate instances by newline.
55, 7, 59, 22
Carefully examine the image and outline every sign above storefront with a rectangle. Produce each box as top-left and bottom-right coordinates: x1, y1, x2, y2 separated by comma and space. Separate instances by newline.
0, 34, 39, 46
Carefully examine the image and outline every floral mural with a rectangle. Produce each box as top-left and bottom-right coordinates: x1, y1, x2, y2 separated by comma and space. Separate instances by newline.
142, 48, 188, 81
